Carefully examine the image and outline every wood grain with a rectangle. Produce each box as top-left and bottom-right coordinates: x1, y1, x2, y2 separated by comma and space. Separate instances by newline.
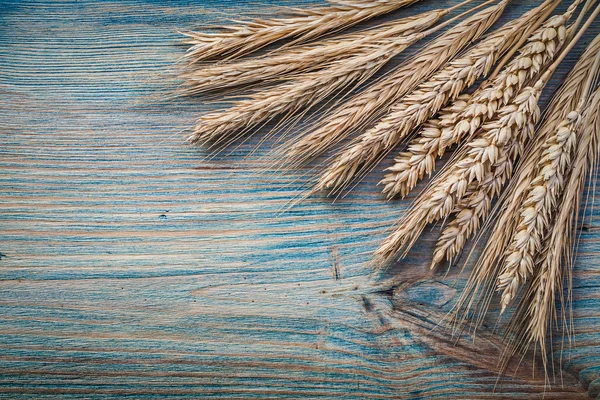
0, 0, 599, 398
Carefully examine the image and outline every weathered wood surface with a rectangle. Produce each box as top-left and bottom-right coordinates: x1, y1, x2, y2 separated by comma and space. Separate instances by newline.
1, 0, 599, 398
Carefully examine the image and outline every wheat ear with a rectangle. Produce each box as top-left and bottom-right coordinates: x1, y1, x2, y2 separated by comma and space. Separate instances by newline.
188, 35, 418, 147
504, 46, 600, 378
315, 0, 563, 194
276, 0, 513, 169
498, 2, 600, 314
181, 0, 421, 62
496, 112, 579, 313
495, 86, 600, 384
380, 97, 469, 199
375, 83, 542, 265
188, 1, 500, 149
178, 10, 443, 96
427, 2, 593, 271
431, 109, 576, 272
381, 96, 472, 198
380, 7, 573, 199
525, 86, 600, 373
430, 146, 516, 269
449, 31, 600, 335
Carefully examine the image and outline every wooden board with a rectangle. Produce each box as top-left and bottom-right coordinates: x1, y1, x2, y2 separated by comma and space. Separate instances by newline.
1, 0, 599, 398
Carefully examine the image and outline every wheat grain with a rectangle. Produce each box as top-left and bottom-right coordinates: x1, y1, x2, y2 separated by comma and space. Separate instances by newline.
188, 1, 503, 149
277, 0, 515, 168
315, 0, 563, 194
375, 83, 542, 265
430, 146, 515, 268
426, 3, 594, 272
380, 96, 470, 199
182, 0, 421, 62
525, 86, 600, 372
178, 10, 443, 96
188, 33, 420, 147
380, 8, 572, 199
449, 32, 600, 335
497, 111, 579, 313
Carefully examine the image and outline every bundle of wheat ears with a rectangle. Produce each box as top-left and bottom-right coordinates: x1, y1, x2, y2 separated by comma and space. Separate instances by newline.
179, 0, 600, 383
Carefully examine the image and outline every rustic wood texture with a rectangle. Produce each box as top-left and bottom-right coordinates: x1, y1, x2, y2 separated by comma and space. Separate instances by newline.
1, 0, 599, 398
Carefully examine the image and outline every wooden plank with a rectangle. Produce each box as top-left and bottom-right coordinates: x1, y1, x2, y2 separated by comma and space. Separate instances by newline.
0, 0, 599, 398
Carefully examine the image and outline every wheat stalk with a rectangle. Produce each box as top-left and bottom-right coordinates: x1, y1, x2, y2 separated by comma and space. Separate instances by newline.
188, 35, 418, 147
449, 31, 600, 336
499, 3, 600, 316
380, 96, 470, 199
189, 34, 421, 148
314, 0, 561, 194
494, 84, 600, 383
181, 0, 421, 62
524, 85, 600, 373
496, 111, 579, 313
178, 9, 444, 96
430, 145, 515, 268
276, 0, 514, 169
380, 7, 573, 199
375, 83, 542, 265
188, 1, 502, 149
426, 3, 593, 272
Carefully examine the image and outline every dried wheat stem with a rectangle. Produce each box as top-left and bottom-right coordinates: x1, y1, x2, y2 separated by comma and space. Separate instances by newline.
430, 145, 516, 268
278, 0, 514, 168
526, 87, 600, 368
450, 32, 600, 333
381, 3, 600, 267
315, 0, 566, 194
179, 10, 443, 95
375, 84, 542, 265
380, 9, 572, 199
431, 184, 492, 269
427, 6, 598, 273
182, 0, 421, 62
189, 0, 501, 148
497, 111, 579, 313
381, 96, 470, 198
189, 34, 423, 147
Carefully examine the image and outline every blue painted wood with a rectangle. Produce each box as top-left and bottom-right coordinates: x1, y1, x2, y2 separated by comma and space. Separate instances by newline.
0, 0, 599, 398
